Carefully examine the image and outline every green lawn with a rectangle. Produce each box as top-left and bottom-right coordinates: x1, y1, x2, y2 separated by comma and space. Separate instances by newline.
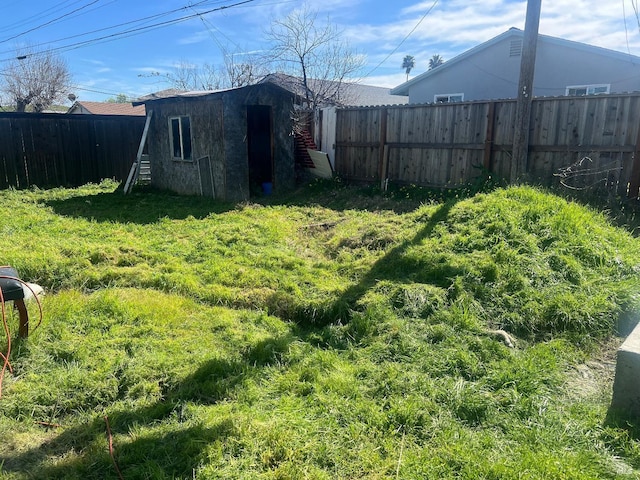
0, 179, 639, 479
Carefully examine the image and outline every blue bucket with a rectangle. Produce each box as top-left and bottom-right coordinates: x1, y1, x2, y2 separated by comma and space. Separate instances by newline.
262, 182, 273, 195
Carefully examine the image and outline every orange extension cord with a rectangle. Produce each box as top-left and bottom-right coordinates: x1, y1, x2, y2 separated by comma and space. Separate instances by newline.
0, 270, 123, 477
104, 415, 125, 480
0, 267, 44, 398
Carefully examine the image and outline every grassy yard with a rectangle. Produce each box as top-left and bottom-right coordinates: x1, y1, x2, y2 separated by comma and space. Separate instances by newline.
0, 179, 639, 479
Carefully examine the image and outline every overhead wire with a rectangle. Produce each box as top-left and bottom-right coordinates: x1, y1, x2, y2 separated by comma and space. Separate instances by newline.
191, 4, 242, 54
0, 0, 259, 61
361, 0, 439, 80
2, 0, 85, 33
624, 0, 632, 55
0, 4, 190, 58
0, 0, 103, 44
632, 0, 640, 32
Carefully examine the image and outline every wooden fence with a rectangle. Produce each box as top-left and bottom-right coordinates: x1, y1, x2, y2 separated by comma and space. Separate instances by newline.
334, 94, 640, 199
0, 113, 145, 189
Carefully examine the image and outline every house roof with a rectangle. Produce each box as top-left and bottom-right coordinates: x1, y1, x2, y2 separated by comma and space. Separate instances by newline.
260, 73, 408, 107
67, 101, 146, 116
391, 28, 640, 96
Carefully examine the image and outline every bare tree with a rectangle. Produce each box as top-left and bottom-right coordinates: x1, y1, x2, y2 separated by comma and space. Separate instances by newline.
265, 5, 365, 109
106, 93, 129, 103
223, 50, 267, 88
147, 51, 264, 92
166, 61, 224, 91
1, 47, 72, 112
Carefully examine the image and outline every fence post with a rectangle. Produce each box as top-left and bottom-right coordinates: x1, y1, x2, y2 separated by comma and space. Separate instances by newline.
511, 0, 541, 182
378, 107, 388, 187
483, 102, 496, 172
627, 120, 640, 199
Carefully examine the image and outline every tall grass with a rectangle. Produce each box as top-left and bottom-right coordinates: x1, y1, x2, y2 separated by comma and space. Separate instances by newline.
0, 179, 638, 479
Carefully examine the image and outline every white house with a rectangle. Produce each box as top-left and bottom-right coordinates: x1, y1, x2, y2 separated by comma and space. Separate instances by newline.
391, 28, 640, 104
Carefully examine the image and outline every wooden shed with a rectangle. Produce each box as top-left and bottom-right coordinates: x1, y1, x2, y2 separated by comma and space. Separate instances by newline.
135, 83, 296, 201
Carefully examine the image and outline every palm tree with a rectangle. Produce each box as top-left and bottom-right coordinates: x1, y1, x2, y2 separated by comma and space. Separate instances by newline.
402, 55, 415, 82
428, 54, 444, 70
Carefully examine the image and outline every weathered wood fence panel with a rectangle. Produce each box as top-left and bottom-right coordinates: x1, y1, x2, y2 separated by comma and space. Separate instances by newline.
0, 113, 145, 189
334, 107, 382, 182
335, 94, 640, 199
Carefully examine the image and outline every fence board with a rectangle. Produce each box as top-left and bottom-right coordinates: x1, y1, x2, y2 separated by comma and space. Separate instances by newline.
335, 94, 640, 199
0, 112, 145, 189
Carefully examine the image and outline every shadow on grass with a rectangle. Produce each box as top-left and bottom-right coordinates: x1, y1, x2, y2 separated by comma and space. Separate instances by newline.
319, 198, 462, 325
275, 174, 501, 215
0, 334, 295, 479
3, 190, 465, 478
605, 407, 640, 440
45, 176, 500, 224
44, 187, 235, 224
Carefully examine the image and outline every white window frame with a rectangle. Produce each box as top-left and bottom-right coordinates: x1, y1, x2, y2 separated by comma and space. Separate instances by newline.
169, 115, 193, 161
434, 93, 464, 103
565, 84, 610, 96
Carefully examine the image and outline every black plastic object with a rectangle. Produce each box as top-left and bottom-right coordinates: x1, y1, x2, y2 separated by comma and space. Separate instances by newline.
0, 267, 24, 301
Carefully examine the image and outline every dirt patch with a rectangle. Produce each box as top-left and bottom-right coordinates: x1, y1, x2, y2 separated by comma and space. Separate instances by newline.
565, 337, 622, 402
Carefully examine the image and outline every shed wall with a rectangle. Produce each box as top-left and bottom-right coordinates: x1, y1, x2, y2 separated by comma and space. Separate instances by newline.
222, 87, 295, 201
146, 84, 295, 202
146, 97, 225, 197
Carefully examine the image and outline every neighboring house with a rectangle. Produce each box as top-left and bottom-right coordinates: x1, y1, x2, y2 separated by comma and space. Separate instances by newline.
133, 82, 296, 202
391, 28, 640, 104
67, 101, 146, 116
261, 73, 408, 107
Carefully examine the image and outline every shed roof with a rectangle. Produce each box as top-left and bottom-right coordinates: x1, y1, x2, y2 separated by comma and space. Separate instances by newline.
133, 82, 296, 106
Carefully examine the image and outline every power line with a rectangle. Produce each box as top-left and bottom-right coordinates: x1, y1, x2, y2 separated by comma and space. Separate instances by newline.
0, 0, 251, 60
71, 85, 137, 99
0, 1, 211, 58
624, 0, 632, 55
2, 0, 83, 33
0, 0, 103, 44
361, 0, 439, 80
632, 0, 640, 32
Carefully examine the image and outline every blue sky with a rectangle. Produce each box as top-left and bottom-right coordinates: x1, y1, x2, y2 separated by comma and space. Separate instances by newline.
1, 0, 639, 102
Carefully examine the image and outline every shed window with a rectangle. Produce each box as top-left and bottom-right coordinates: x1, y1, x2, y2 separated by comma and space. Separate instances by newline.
565, 84, 610, 96
434, 93, 464, 103
169, 116, 192, 160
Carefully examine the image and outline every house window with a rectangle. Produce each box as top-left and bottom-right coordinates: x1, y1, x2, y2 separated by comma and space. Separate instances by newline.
565, 84, 610, 96
434, 93, 464, 103
169, 116, 192, 160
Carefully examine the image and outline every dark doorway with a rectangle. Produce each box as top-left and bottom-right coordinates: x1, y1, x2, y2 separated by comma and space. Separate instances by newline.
247, 105, 273, 195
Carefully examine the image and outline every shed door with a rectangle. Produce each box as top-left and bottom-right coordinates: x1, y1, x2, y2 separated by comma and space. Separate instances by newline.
247, 105, 273, 195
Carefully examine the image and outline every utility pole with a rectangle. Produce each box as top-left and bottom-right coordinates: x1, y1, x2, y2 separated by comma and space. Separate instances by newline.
511, 0, 542, 182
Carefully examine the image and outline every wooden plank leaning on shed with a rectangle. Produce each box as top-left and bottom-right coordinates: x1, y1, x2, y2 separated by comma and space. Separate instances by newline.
124, 110, 154, 194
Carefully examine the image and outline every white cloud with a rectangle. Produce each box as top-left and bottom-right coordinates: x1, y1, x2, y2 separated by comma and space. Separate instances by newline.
178, 30, 211, 46
345, 0, 640, 86
49, 0, 640, 98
